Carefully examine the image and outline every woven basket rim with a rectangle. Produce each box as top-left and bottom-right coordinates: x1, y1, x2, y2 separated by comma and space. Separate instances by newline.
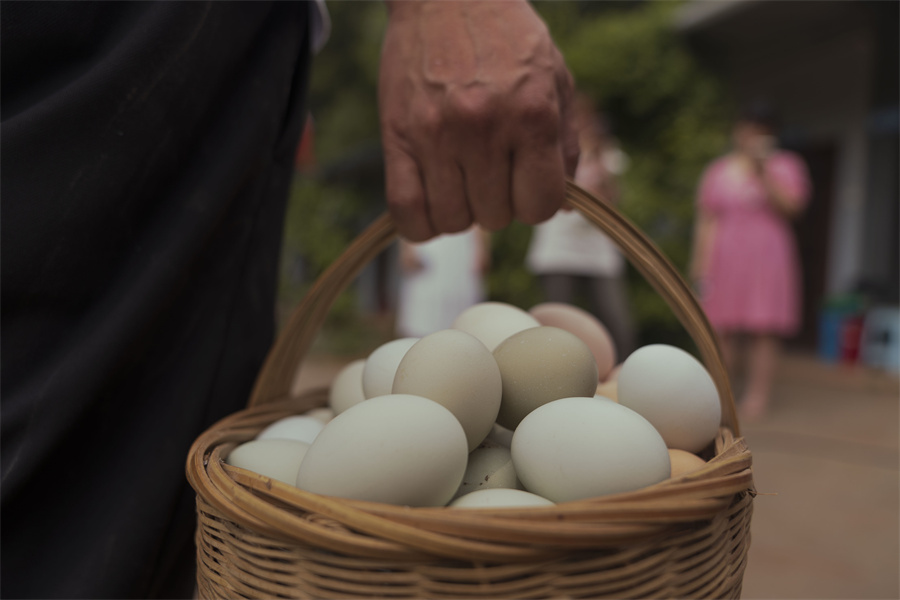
186, 179, 754, 571
186, 387, 753, 563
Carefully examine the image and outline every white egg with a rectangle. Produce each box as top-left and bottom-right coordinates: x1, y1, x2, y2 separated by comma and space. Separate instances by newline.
452, 446, 521, 500
362, 338, 419, 399
617, 344, 722, 453
257, 415, 324, 444
449, 488, 555, 509
226, 439, 310, 485
452, 302, 540, 351
329, 359, 367, 414
511, 397, 671, 502
393, 329, 501, 451
296, 394, 468, 507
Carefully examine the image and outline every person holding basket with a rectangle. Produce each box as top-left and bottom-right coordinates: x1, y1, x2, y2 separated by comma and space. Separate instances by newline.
1, 1, 577, 597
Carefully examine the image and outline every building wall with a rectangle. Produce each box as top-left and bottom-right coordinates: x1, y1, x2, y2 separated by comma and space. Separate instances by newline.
725, 28, 874, 296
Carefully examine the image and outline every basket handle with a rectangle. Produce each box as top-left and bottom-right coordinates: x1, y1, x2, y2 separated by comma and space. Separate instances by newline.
249, 180, 739, 435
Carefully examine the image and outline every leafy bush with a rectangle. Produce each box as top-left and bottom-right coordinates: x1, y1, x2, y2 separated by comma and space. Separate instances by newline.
281, 0, 733, 355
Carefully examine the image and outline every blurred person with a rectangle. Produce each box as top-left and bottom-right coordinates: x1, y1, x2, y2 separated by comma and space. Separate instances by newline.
527, 94, 636, 359
395, 227, 490, 338
690, 102, 811, 421
0, 1, 577, 598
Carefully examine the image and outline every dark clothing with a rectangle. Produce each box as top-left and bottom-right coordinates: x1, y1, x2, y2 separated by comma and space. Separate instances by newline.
1, 2, 311, 597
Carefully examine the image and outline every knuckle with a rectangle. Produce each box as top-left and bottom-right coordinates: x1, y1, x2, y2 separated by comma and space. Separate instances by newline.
515, 91, 559, 135
447, 88, 496, 129
413, 104, 444, 138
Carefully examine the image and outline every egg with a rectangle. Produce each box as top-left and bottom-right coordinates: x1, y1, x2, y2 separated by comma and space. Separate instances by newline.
511, 397, 671, 502
492, 326, 599, 430
449, 488, 554, 509
304, 407, 335, 424
362, 338, 418, 399
595, 380, 618, 402
392, 329, 502, 451
257, 415, 324, 444
529, 302, 617, 380
452, 446, 521, 500
668, 449, 707, 478
296, 394, 468, 507
225, 439, 310, 485
617, 344, 722, 453
452, 302, 540, 351
329, 359, 367, 414
604, 363, 624, 383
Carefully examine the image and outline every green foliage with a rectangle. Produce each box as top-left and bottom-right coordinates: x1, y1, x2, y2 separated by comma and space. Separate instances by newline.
281, 0, 733, 354
278, 176, 376, 344
307, 2, 386, 162
526, 1, 733, 347
487, 222, 544, 309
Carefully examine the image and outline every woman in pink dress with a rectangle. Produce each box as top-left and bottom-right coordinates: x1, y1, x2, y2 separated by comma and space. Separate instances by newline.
690, 105, 811, 421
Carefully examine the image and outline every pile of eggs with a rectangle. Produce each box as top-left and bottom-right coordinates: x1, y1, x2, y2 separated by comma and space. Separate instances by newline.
227, 302, 721, 509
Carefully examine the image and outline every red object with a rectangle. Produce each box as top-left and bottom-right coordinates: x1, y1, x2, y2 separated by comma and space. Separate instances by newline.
840, 315, 865, 364
294, 113, 316, 170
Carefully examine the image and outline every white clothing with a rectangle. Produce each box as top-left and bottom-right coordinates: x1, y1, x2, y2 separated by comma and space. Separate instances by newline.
526, 209, 624, 277
396, 229, 485, 338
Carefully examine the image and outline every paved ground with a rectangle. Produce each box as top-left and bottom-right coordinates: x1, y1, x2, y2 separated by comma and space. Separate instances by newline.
292, 351, 900, 600
736, 354, 899, 600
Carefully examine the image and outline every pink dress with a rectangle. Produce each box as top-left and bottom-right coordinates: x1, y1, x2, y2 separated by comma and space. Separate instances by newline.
698, 151, 811, 336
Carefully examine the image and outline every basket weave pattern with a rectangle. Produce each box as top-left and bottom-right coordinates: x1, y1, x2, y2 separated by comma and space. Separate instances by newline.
187, 182, 755, 599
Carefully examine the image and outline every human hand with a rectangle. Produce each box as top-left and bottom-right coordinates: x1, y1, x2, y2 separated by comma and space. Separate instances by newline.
745, 133, 775, 175
379, 0, 579, 242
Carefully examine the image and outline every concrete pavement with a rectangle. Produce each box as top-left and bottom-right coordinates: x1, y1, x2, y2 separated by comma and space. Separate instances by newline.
737, 354, 899, 599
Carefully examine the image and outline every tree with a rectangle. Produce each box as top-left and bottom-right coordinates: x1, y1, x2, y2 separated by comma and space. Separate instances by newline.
282, 0, 733, 352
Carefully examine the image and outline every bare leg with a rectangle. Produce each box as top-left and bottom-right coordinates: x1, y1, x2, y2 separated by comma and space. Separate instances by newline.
741, 334, 779, 421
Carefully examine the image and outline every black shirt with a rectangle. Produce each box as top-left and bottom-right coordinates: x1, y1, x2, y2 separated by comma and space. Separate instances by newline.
1, 2, 311, 597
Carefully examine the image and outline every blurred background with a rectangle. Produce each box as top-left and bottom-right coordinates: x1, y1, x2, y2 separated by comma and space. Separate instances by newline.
281, 1, 898, 598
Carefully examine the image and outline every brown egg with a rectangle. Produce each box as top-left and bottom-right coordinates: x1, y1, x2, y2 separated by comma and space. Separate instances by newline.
529, 303, 616, 381
667, 449, 707, 478
493, 326, 599, 430
595, 380, 618, 402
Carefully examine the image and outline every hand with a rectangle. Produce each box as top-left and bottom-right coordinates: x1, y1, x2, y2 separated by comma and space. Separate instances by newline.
379, 0, 579, 242
745, 133, 774, 176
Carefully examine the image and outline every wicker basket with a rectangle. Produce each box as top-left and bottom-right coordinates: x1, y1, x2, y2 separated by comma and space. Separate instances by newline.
186, 181, 754, 599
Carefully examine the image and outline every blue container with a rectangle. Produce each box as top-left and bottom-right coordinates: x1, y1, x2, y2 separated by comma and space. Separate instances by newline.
817, 309, 843, 363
